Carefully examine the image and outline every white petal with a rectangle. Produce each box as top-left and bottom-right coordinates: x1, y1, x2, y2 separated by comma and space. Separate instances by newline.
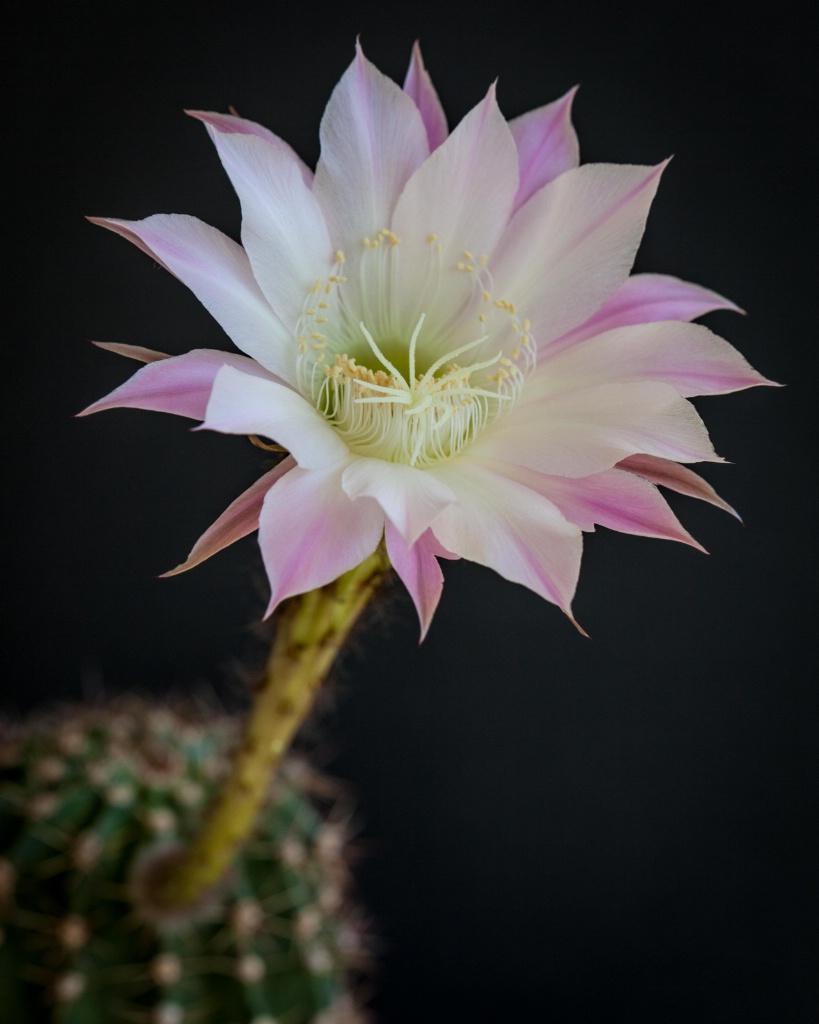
206, 128, 332, 337
474, 380, 723, 477
187, 109, 314, 187
88, 214, 294, 380
79, 349, 275, 420
342, 458, 456, 545
429, 461, 582, 616
258, 465, 384, 616
492, 463, 704, 550
549, 272, 742, 353
491, 162, 667, 348
535, 320, 774, 397
389, 85, 519, 343
201, 365, 349, 469
313, 43, 429, 250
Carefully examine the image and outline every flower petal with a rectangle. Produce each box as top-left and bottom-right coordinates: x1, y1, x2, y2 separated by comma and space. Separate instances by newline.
205, 128, 331, 341
474, 380, 723, 477
390, 84, 519, 338
313, 43, 429, 249
536, 320, 774, 397
392, 83, 518, 260
92, 341, 171, 363
201, 365, 349, 469
186, 109, 313, 187
617, 454, 740, 518
385, 524, 452, 640
162, 457, 296, 576
509, 86, 579, 213
403, 41, 448, 152
491, 462, 704, 550
342, 458, 456, 545
258, 465, 384, 616
87, 214, 293, 381
491, 161, 667, 348
429, 462, 582, 616
549, 272, 742, 353
78, 349, 275, 420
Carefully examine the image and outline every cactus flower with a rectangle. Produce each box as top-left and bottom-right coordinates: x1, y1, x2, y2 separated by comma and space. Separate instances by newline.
83, 42, 772, 638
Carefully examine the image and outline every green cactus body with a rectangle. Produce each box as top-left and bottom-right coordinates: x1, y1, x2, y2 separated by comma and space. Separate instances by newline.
0, 700, 369, 1024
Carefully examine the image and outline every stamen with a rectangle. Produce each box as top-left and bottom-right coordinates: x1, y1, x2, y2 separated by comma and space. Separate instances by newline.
292, 243, 532, 469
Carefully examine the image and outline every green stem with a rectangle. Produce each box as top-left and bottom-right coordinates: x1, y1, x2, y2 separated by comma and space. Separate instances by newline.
156, 547, 391, 910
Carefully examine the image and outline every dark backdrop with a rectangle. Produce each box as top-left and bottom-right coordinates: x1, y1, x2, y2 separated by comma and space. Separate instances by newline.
8, 2, 817, 1021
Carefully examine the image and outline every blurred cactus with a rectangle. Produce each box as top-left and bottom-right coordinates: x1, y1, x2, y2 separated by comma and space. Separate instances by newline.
0, 698, 371, 1023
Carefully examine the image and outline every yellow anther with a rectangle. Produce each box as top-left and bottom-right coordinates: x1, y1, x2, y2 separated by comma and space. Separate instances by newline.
500, 357, 512, 366
318, 301, 328, 309
482, 290, 491, 302
335, 249, 346, 263
463, 249, 474, 260
313, 279, 323, 293
311, 332, 326, 340
436, 242, 443, 255
523, 318, 531, 331
312, 341, 327, 350
480, 254, 488, 266
305, 309, 316, 316
512, 347, 520, 359
521, 334, 530, 346
363, 237, 372, 248
478, 314, 487, 323
426, 233, 437, 244
315, 317, 328, 323
512, 322, 521, 333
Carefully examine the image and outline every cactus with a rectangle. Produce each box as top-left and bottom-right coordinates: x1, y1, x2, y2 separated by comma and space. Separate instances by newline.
0, 698, 371, 1024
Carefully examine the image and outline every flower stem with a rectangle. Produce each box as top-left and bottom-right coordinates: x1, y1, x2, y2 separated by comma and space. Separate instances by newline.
155, 546, 391, 911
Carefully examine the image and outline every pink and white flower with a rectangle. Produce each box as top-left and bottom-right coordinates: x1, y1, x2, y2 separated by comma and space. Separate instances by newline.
82, 43, 773, 638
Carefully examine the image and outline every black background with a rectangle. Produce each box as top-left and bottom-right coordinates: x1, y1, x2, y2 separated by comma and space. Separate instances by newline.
8, 2, 817, 1021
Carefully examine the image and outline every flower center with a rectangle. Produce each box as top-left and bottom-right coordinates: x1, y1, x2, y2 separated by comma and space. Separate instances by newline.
294, 235, 535, 468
